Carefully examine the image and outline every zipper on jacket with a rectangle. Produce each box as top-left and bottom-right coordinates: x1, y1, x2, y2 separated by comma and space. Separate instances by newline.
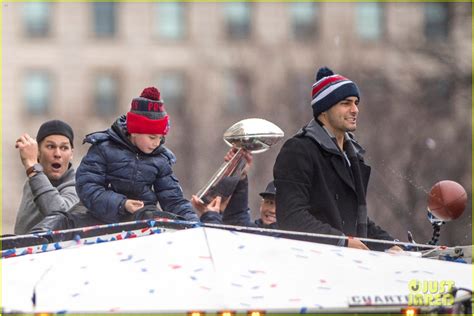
132, 153, 140, 183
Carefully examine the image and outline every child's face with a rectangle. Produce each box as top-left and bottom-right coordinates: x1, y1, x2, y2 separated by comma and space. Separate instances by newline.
130, 133, 164, 154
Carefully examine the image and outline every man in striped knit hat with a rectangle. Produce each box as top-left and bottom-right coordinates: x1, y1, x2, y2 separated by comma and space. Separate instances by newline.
273, 67, 402, 251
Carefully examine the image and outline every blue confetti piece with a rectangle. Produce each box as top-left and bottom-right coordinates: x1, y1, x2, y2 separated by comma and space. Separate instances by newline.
238, 245, 245, 249
72, 293, 80, 298
74, 234, 81, 242
41, 244, 48, 251
148, 220, 156, 227
300, 307, 308, 314
190, 276, 197, 281
96, 238, 108, 243
141, 268, 147, 272
54, 243, 62, 250
120, 255, 133, 262
84, 281, 89, 285
149, 289, 155, 294
57, 310, 67, 314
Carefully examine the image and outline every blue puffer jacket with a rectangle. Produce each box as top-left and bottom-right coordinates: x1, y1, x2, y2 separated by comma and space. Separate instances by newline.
76, 116, 199, 224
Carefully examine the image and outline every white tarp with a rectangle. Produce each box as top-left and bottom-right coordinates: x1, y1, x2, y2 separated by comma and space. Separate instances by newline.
2, 227, 471, 313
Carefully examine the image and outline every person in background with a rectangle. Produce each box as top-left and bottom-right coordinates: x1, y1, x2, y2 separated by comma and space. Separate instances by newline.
192, 148, 277, 230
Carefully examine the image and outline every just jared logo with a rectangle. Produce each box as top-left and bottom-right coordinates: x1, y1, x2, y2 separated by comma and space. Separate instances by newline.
408, 279, 455, 306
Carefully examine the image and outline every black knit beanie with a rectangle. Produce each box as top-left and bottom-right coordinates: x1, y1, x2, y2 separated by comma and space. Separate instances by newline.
36, 120, 74, 148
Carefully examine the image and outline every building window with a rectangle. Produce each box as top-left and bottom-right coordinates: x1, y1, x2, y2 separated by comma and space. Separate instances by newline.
224, 3, 251, 40
93, 3, 116, 37
24, 70, 52, 115
94, 73, 119, 117
154, 3, 185, 40
424, 3, 450, 39
356, 3, 383, 40
290, 2, 318, 40
155, 72, 186, 115
225, 71, 252, 113
23, 2, 51, 37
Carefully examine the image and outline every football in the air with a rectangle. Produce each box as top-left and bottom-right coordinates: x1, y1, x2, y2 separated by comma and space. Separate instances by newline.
427, 180, 467, 221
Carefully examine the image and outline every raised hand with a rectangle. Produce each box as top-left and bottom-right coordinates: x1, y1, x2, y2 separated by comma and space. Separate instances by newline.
15, 133, 39, 169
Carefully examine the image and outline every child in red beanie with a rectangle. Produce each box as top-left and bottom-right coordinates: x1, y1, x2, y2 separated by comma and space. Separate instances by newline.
75, 87, 200, 224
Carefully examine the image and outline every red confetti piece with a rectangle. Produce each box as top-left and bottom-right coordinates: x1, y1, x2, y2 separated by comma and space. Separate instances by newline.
169, 264, 182, 269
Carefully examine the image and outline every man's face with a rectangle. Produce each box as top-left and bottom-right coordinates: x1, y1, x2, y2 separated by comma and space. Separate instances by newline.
38, 135, 73, 181
259, 196, 276, 225
322, 96, 359, 134
130, 133, 164, 154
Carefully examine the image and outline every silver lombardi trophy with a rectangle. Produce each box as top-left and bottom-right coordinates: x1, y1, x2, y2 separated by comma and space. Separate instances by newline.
196, 118, 284, 204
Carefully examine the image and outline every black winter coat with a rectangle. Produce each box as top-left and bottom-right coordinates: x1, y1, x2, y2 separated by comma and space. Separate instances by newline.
273, 119, 394, 250
76, 116, 199, 224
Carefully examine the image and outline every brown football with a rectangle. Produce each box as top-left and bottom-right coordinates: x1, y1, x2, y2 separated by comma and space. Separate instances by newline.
427, 180, 467, 221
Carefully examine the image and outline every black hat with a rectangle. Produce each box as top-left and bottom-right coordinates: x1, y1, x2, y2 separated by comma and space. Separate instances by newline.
36, 120, 74, 148
259, 181, 276, 198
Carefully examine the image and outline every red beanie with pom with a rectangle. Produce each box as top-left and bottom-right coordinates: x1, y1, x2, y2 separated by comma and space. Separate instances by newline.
126, 87, 170, 135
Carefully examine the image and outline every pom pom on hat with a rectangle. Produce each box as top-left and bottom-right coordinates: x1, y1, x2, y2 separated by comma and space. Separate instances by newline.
316, 66, 335, 81
311, 66, 360, 117
126, 87, 170, 135
140, 87, 161, 100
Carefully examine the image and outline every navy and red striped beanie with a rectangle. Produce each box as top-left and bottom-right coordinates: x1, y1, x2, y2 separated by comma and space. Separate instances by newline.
311, 67, 360, 117
126, 87, 170, 135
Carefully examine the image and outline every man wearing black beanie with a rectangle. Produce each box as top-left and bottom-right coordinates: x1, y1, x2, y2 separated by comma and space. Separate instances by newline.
14, 119, 79, 234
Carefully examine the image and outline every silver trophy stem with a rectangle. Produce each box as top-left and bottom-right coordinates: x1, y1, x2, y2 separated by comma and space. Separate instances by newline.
196, 148, 245, 204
